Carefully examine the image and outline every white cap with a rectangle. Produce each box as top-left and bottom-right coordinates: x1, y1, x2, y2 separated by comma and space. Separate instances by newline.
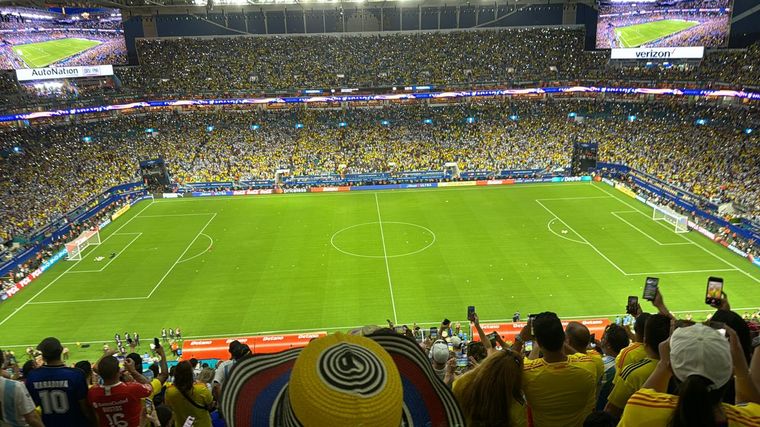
430, 341, 450, 364
670, 324, 732, 390
449, 336, 462, 349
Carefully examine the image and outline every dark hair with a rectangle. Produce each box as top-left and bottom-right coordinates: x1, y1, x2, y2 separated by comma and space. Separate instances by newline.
74, 360, 92, 377
670, 375, 726, 427
711, 310, 751, 363
634, 312, 651, 340
533, 312, 565, 352
644, 314, 671, 358
189, 358, 198, 368
149, 363, 160, 378
21, 360, 36, 378
603, 324, 630, 355
0, 350, 4, 366
156, 405, 174, 427
98, 356, 120, 381
467, 341, 487, 363
173, 361, 194, 393
126, 353, 143, 374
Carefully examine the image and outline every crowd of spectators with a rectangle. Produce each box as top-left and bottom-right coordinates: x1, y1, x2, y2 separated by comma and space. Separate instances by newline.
1, 99, 758, 243
3, 287, 760, 426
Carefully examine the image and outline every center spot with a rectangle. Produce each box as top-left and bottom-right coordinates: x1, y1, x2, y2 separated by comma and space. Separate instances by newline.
331, 222, 436, 258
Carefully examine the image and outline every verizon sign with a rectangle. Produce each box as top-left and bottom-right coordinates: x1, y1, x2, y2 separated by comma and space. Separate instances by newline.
611, 46, 705, 60
16, 65, 114, 82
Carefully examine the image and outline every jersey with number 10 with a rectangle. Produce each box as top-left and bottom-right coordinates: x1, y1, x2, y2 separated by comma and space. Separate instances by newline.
25, 365, 89, 427
88, 381, 153, 427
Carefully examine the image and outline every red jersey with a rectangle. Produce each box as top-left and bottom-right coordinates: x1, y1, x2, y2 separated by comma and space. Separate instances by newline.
88, 381, 152, 427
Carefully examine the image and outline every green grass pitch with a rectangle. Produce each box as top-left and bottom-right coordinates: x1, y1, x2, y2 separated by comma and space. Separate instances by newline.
13, 38, 101, 68
615, 19, 699, 48
1, 182, 759, 360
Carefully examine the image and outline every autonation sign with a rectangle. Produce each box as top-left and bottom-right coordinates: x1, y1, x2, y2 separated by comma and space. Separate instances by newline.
611, 46, 705, 60
16, 65, 114, 82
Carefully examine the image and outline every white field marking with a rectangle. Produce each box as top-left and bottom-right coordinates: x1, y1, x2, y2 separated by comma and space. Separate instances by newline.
177, 233, 214, 264
536, 196, 613, 201
139, 213, 218, 218
330, 222, 436, 259
151, 182, 592, 203
610, 211, 690, 246
67, 233, 143, 273
592, 183, 760, 284
28, 296, 147, 305
0, 200, 155, 327
546, 218, 587, 245
535, 199, 628, 275
623, 268, 738, 276
375, 193, 398, 325
9, 304, 760, 348
146, 213, 218, 298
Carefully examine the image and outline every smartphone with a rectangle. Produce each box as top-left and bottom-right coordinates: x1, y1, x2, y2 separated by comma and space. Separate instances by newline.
467, 306, 475, 321
524, 340, 533, 352
456, 356, 468, 368
487, 331, 499, 345
706, 277, 724, 307
182, 416, 196, 427
154, 337, 161, 349
626, 296, 638, 315
643, 277, 659, 301
429, 327, 438, 339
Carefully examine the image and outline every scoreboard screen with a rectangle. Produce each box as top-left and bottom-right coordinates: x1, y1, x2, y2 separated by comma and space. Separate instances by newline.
596, 0, 732, 49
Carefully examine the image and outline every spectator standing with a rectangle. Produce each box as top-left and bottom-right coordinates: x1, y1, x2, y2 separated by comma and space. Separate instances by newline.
164, 361, 213, 427
25, 337, 93, 426
452, 349, 527, 426
88, 356, 153, 427
565, 321, 605, 384
596, 324, 630, 410
521, 312, 597, 427
0, 350, 43, 427
619, 324, 760, 426
212, 340, 250, 402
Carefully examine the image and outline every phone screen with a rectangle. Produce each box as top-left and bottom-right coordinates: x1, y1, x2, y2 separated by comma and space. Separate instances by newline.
525, 340, 533, 352
456, 356, 468, 368
626, 296, 638, 315
429, 327, 437, 339
706, 277, 724, 306
467, 306, 475, 321
643, 277, 659, 301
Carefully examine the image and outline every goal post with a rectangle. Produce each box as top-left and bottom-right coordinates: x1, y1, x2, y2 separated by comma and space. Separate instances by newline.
652, 205, 688, 234
65, 229, 101, 261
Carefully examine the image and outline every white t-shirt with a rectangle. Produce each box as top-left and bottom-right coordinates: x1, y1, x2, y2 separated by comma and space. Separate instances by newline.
213, 360, 235, 386
0, 376, 36, 427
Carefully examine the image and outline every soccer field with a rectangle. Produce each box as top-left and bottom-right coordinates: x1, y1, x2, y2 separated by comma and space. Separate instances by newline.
1, 182, 759, 360
615, 19, 699, 48
13, 38, 101, 68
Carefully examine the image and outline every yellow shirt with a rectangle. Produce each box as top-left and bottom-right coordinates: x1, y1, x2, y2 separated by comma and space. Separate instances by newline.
613, 342, 647, 384
452, 369, 527, 427
165, 383, 213, 427
522, 354, 597, 427
619, 388, 760, 427
607, 358, 656, 409
586, 350, 605, 385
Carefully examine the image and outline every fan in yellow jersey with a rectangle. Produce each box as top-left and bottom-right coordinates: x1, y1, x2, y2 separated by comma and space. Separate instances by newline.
612, 312, 651, 386
521, 312, 597, 427
565, 321, 605, 385
605, 314, 671, 418
619, 324, 760, 427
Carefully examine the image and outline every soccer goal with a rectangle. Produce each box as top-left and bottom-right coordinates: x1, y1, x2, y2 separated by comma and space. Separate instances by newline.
652, 205, 689, 234
65, 229, 101, 261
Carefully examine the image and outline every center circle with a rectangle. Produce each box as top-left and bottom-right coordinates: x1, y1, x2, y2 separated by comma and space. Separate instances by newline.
330, 222, 436, 258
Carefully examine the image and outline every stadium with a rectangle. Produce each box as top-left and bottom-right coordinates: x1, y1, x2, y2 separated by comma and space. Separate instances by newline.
0, 0, 759, 425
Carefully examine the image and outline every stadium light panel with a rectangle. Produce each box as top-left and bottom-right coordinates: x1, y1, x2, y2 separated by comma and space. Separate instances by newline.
746, 128, 753, 134
145, 128, 154, 133
295, 123, 304, 129
509, 115, 519, 121
251, 124, 260, 130
696, 119, 708, 125
339, 122, 348, 127
13, 147, 20, 153
206, 126, 215, 132
380, 120, 390, 126
568, 112, 577, 118
466, 117, 476, 124
423, 119, 433, 124
82, 136, 92, 143
628, 115, 637, 122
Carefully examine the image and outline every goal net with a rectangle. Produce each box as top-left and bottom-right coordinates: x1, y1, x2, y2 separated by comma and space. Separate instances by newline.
652, 205, 688, 234
65, 229, 101, 261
